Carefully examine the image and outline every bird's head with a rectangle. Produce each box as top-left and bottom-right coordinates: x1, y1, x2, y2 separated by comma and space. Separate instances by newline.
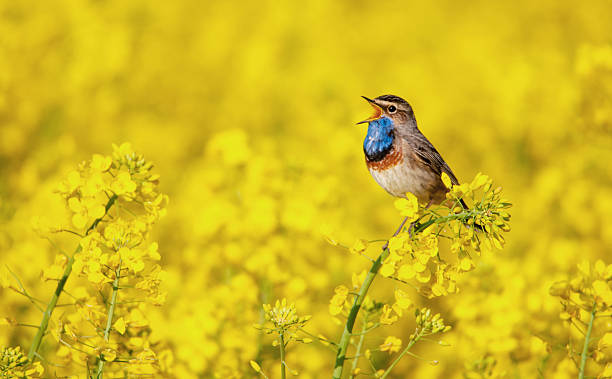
358, 95, 417, 161
357, 94, 415, 127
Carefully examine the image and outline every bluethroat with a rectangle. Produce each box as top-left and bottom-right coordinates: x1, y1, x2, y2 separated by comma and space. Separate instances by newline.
358, 94, 471, 210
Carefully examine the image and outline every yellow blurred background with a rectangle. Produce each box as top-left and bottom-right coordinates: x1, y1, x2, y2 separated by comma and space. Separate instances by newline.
1, 0, 612, 377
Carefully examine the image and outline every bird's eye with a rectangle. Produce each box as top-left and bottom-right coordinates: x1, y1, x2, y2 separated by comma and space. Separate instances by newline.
388, 105, 397, 113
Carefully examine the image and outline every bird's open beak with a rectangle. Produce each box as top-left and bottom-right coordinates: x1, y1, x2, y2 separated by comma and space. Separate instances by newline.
356, 96, 383, 125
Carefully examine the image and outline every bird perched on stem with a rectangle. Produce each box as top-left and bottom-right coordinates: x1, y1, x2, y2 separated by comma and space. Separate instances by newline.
358, 94, 471, 211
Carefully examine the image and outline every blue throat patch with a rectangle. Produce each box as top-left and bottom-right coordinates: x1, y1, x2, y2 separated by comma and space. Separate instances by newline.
363, 117, 395, 162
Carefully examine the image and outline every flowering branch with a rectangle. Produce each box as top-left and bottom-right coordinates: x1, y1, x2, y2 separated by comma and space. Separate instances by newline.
550, 260, 612, 378
380, 329, 425, 379
1, 144, 170, 378
333, 174, 511, 378
253, 299, 311, 377
380, 308, 449, 378
27, 195, 117, 362
332, 216, 409, 379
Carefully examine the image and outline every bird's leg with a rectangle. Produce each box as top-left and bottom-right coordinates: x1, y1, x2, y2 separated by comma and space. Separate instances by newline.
382, 216, 410, 250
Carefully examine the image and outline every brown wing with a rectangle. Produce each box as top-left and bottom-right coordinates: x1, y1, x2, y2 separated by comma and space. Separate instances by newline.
399, 130, 460, 185
398, 128, 483, 229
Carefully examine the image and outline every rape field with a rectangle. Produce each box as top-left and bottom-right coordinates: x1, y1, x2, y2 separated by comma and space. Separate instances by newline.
1, 1, 612, 377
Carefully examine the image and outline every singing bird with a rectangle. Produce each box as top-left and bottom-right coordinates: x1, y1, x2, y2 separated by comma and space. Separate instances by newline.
358, 94, 469, 209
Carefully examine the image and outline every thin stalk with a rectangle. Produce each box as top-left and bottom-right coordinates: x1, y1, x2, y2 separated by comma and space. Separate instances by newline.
332, 216, 409, 379
579, 303, 596, 379
6, 266, 45, 312
414, 204, 487, 235
27, 251, 76, 360
254, 280, 271, 364
279, 333, 286, 379
28, 195, 117, 362
349, 315, 369, 378
379, 329, 425, 378
95, 262, 121, 379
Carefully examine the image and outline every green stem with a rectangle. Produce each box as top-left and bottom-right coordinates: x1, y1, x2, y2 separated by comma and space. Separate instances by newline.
579, 303, 596, 379
95, 262, 121, 379
279, 333, 286, 379
379, 329, 425, 379
254, 280, 271, 364
28, 195, 117, 362
349, 315, 369, 378
332, 216, 409, 379
27, 249, 77, 361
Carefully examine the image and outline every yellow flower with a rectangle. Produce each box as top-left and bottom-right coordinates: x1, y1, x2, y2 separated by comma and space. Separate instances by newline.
380, 262, 395, 277
111, 171, 137, 196
57, 170, 81, 194
469, 172, 490, 190
114, 318, 127, 335
431, 282, 447, 297
380, 304, 399, 325
352, 271, 367, 289
349, 239, 367, 255
119, 247, 145, 273
41, 255, 66, 281
394, 192, 419, 220
81, 172, 106, 197
67, 197, 105, 229
592, 280, 612, 305
329, 286, 349, 316
91, 154, 112, 172
416, 269, 431, 283
388, 234, 409, 255
394, 289, 413, 310
397, 264, 416, 280
380, 336, 402, 353
459, 257, 474, 271
113, 142, 135, 160
413, 262, 427, 273
146, 242, 161, 260
263, 298, 310, 331
441, 172, 452, 189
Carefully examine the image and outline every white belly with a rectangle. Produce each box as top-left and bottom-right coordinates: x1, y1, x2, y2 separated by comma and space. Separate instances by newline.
369, 161, 433, 200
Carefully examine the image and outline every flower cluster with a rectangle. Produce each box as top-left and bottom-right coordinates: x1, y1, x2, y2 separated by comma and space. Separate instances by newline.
29, 144, 170, 377
326, 175, 510, 377
256, 299, 312, 344
356, 308, 451, 378
0, 346, 43, 378
374, 174, 512, 301
329, 285, 351, 317
377, 308, 451, 359
440, 172, 511, 252
414, 307, 451, 335
549, 260, 612, 376
550, 260, 612, 319
253, 299, 312, 377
